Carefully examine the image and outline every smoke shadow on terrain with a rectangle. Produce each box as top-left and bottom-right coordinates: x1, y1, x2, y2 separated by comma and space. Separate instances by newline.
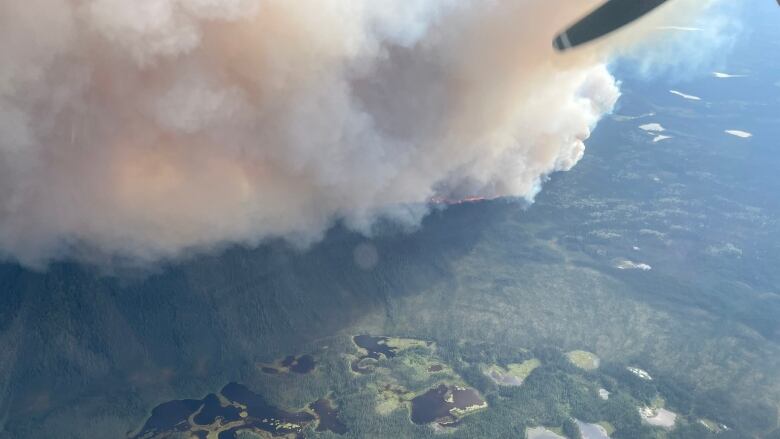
0, 200, 517, 437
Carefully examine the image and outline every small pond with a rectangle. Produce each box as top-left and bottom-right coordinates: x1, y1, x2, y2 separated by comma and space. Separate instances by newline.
410, 384, 485, 426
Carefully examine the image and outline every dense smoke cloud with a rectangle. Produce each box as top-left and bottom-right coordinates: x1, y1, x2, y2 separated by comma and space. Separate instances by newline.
0, 0, 711, 266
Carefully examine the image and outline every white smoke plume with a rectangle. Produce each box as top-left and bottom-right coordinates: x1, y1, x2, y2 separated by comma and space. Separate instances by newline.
0, 0, 711, 267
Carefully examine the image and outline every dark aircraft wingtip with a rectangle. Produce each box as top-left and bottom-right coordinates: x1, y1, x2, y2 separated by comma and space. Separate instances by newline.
553, 0, 669, 52
553, 32, 571, 52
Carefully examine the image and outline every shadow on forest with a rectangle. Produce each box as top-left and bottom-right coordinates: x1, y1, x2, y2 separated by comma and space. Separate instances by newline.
0, 200, 517, 428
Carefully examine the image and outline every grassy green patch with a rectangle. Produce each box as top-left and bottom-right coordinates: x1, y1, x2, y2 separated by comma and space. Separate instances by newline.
566, 350, 600, 370
698, 418, 727, 433
484, 358, 540, 386
385, 337, 433, 351
369, 381, 414, 415
507, 358, 542, 380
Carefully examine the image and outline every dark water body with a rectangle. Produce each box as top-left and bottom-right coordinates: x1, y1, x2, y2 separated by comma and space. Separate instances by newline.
134, 398, 202, 436
353, 335, 397, 360
262, 354, 316, 375
221, 382, 315, 432
133, 382, 316, 439
428, 364, 444, 372
281, 356, 295, 367
289, 354, 315, 374
310, 398, 347, 435
351, 335, 397, 375
193, 393, 241, 426
410, 385, 485, 426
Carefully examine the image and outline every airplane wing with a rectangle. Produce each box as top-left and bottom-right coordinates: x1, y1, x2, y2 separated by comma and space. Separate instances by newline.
554, 0, 669, 51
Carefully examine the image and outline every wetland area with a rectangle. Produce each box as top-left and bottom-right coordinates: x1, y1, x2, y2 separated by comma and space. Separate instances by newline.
260, 355, 316, 375
129, 332, 755, 438
409, 384, 486, 426
131, 382, 319, 439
